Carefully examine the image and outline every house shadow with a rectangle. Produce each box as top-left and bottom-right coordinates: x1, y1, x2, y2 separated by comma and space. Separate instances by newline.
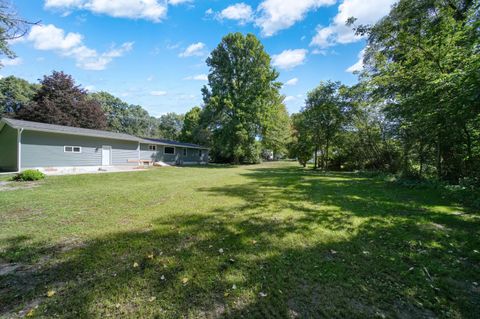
0, 165, 479, 318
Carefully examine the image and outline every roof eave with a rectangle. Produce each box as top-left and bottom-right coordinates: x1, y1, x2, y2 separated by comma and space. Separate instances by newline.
141, 140, 209, 149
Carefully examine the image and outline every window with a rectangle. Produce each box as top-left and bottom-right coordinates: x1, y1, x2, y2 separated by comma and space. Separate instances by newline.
183, 149, 187, 156
164, 147, 175, 154
148, 145, 157, 151
64, 146, 82, 153
198, 150, 202, 157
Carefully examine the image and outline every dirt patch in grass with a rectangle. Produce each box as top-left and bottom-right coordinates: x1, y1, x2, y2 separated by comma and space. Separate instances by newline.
0, 181, 42, 192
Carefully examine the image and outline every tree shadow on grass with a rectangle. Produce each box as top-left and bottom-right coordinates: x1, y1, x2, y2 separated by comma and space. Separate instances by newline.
0, 165, 479, 318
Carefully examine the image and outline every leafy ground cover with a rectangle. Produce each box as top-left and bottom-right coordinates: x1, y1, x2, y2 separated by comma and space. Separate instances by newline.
0, 161, 479, 318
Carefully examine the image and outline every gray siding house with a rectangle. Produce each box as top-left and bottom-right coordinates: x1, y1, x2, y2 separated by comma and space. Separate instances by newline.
0, 118, 209, 173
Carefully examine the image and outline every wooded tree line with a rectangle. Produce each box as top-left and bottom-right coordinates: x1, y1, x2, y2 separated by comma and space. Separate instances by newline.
289, 0, 479, 184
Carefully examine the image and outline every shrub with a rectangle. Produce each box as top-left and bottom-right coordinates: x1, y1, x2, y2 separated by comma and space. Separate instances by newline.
13, 169, 45, 181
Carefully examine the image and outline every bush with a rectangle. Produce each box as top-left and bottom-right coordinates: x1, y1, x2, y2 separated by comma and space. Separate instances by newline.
13, 169, 45, 181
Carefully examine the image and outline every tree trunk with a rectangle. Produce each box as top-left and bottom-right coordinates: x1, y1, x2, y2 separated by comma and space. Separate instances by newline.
418, 141, 424, 178
325, 138, 330, 171
464, 125, 472, 174
436, 136, 442, 179
314, 145, 318, 169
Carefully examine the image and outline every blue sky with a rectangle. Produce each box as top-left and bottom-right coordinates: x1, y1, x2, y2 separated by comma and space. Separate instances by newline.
3, 0, 395, 116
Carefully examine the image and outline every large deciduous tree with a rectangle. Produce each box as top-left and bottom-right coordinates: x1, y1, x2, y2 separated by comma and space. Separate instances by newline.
0, 75, 38, 115
89, 91, 159, 137
303, 81, 351, 170
0, 0, 35, 62
202, 32, 281, 164
261, 92, 291, 159
158, 112, 184, 140
16, 71, 107, 129
289, 112, 314, 167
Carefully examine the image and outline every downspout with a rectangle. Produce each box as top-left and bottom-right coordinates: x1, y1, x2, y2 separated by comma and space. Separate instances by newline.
17, 128, 23, 172
137, 142, 141, 164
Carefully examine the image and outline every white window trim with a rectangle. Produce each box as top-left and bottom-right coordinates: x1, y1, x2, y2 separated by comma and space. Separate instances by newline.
164, 146, 175, 155
148, 144, 157, 151
64, 146, 82, 153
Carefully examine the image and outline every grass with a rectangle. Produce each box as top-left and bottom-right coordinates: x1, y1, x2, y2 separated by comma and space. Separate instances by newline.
0, 161, 479, 318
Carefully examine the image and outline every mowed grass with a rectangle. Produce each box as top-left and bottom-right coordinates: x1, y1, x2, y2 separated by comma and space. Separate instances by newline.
0, 162, 479, 318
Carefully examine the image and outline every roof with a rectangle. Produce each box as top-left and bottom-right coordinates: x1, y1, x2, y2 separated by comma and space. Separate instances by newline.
0, 117, 209, 149
141, 137, 208, 149
1, 118, 142, 142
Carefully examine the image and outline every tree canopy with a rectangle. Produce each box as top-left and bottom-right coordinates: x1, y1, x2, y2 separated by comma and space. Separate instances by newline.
201, 32, 282, 163
16, 71, 107, 129
89, 91, 159, 137
0, 75, 38, 115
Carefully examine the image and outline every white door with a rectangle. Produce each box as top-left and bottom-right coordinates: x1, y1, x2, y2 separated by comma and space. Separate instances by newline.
102, 146, 112, 166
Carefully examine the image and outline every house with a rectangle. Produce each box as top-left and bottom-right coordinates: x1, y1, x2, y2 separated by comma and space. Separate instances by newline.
0, 118, 209, 173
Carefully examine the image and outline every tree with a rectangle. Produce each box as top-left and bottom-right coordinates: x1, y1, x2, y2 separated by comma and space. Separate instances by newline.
303, 81, 351, 170
289, 112, 314, 167
179, 106, 209, 144
358, 0, 480, 181
89, 91, 159, 137
16, 71, 107, 129
0, 0, 36, 62
0, 75, 38, 115
202, 32, 281, 164
261, 93, 291, 159
158, 112, 184, 140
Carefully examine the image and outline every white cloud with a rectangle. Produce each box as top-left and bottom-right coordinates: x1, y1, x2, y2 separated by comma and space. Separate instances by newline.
184, 74, 208, 81
45, 0, 168, 22
346, 48, 364, 73
284, 77, 299, 86
205, 8, 214, 16
0, 57, 23, 66
26, 24, 132, 70
272, 49, 308, 69
150, 90, 167, 96
284, 95, 296, 102
218, 3, 253, 24
311, 0, 396, 48
179, 42, 206, 57
256, 0, 336, 37
147, 75, 155, 81
168, 0, 192, 5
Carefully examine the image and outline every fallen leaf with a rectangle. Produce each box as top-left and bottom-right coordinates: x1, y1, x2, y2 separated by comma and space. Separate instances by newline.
115, 303, 121, 308
47, 290, 56, 297
147, 253, 154, 260
330, 250, 337, 254
26, 309, 35, 317
224, 292, 230, 297
161, 275, 165, 280
133, 262, 139, 268
149, 296, 156, 302
252, 240, 257, 245
232, 284, 237, 290
259, 292, 267, 297
219, 248, 224, 254
182, 277, 189, 284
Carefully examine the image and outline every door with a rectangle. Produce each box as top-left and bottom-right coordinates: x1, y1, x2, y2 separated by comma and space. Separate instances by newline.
102, 146, 112, 166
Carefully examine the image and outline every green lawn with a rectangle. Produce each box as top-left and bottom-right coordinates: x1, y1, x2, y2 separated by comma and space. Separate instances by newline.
0, 162, 479, 318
